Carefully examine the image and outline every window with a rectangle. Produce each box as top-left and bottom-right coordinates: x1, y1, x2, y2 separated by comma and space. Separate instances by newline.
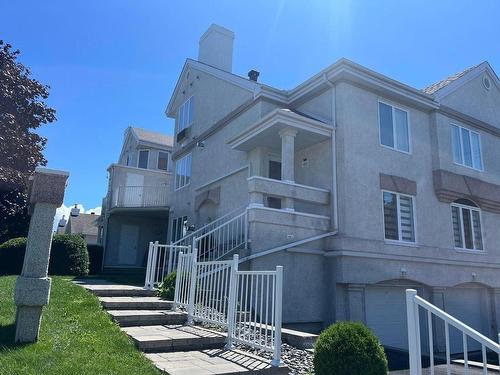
175, 153, 192, 190
451, 199, 483, 251
178, 96, 194, 132
157, 151, 169, 171
379, 102, 410, 153
383, 191, 416, 243
126, 154, 131, 166
171, 216, 188, 242
138, 150, 149, 169
451, 124, 483, 170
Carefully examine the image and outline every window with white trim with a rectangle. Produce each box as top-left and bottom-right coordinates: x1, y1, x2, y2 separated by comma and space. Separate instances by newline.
383, 191, 416, 243
157, 151, 169, 171
138, 150, 149, 169
451, 124, 483, 171
379, 102, 410, 153
451, 199, 483, 251
178, 96, 194, 132
175, 153, 192, 190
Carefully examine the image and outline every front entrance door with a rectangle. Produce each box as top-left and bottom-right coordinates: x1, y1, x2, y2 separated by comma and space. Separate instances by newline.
118, 224, 139, 265
267, 159, 282, 209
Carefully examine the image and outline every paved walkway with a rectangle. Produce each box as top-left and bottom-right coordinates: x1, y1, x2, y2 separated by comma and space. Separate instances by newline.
76, 279, 287, 375
390, 364, 491, 374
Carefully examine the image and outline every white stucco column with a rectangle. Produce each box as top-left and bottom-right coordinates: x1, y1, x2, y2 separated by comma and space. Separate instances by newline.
279, 128, 298, 211
347, 284, 366, 323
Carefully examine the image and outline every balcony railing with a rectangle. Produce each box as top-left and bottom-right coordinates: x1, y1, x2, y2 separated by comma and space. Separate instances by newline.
112, 185, 170, 208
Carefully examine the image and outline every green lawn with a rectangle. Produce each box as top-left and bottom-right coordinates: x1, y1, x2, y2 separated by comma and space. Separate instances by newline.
0, 276, 162, 375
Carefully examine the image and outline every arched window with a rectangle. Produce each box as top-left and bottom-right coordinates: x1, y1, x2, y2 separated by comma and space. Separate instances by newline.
451, 199, 483, 251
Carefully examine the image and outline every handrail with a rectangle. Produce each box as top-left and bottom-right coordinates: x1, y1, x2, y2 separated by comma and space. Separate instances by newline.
406, 289, 500, 375
239, 231, 337, 263
414, 295, 500, 349
195, 211, 246, 239
172, 205, 246, 246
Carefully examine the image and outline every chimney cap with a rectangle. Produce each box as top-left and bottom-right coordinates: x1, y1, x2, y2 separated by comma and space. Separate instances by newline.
248, 69, 260, 82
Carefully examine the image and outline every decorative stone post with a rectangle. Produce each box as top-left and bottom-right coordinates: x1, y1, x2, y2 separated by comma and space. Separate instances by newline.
279, 127, 298, 211
14, 167, 69, 343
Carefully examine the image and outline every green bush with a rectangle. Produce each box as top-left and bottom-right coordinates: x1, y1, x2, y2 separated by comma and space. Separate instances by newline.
313, 321, 388, 375
158, 272, 176, 300
49, 234, 89, 276
0, 237, 27, 275
87, 245, 104, 274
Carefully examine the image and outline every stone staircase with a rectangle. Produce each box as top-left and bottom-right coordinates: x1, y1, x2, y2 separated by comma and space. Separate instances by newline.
76, 279, 288, 375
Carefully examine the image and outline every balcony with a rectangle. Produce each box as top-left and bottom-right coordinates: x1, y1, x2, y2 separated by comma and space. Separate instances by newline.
111, 185, 170, 209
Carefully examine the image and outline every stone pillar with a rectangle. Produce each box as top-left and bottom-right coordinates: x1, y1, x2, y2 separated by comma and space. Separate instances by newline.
431, 287, 446, 353
279, 128, 297, 211
347, 284, 366, 323
14, 167, 69, 343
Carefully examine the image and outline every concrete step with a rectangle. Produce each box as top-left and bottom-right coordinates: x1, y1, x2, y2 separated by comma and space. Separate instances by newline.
74, 279, 156, 297
107, 310, 187, 327
99, 297, 173, 310
123, 324, 227, 353
281, 327, 318, 349
146, 348, 288, 375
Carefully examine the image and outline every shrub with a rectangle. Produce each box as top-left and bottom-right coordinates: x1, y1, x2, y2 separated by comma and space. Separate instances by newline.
313, 321, 388, 375
158, 272, 176, 300
49, 234, 89, 276
0, 237, 27, 275
87, 244, 104, 274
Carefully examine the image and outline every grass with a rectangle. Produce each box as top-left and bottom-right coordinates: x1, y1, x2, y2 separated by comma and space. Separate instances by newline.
0, 276, 162, 375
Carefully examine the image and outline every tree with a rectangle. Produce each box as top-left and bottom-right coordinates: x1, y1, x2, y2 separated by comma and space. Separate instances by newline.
0, 40, 56, 243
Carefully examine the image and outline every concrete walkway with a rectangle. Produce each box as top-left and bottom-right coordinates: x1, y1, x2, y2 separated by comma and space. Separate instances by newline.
76, 279, 287, 375
390, 364, 491, 374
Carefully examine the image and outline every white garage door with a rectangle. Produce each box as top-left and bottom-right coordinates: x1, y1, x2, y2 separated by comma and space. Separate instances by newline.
365, 286, 428, 351
445, 287, 490, 354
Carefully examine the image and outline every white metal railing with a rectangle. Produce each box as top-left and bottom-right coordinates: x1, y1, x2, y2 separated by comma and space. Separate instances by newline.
406, 289, 500, 375
230, 268, 283, 366
144, 241, 191, 289
173, 248, 283, 366
115, 185, 169, 208
172, 206, 246, 248
193, 210, 248, 262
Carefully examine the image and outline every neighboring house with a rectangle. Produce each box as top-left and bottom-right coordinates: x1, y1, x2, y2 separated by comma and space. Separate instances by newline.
56, 206, 100, 245
163, 24, 500, 353
100, 126, 173, 270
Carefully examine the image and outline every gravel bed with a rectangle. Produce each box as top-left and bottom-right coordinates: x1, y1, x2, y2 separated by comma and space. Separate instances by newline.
198, 321, 314, 374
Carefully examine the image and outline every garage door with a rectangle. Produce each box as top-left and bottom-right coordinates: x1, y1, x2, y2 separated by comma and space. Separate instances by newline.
365, 286, 428, 351
444, 287, 490, 354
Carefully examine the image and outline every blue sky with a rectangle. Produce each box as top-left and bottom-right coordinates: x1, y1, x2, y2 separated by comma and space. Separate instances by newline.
2, 0, 499, 213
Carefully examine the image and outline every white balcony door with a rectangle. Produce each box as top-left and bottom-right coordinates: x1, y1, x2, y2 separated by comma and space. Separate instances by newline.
118, 224, 139, 265
125, 173, 144, 207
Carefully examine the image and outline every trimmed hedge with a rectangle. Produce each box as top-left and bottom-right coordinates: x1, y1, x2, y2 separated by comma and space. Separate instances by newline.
87, 245, 104, 275
313, 321, 388, 375
0, 237, 27, 275
0, 234, 89, 276
158, 272, 176, 300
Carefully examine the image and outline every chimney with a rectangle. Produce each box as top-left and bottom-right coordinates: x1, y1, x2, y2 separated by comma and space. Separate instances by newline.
248, 69, 259, 82
198, 24, 234, 72
58, 215, 67, 228
70, 204, 80, 217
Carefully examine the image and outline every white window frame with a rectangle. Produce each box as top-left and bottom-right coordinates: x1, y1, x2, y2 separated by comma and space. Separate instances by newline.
451, 124, 484, 171
175, 153, 192, 190
382, 190, 418, 245
378, 100, 412, 154
157, 151, 169, 171
178, 96, 194, 133
137, 149, 149, 169
451, 201, 485, 252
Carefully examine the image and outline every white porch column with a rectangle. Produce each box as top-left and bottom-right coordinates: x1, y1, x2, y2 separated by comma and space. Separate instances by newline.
279, 128, 298, 211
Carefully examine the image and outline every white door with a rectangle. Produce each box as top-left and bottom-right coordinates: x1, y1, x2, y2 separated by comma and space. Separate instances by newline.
118, 224, 139, 265
125, 173, 144, 207
445, 287, 489, 353
365, 286, 428, 351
